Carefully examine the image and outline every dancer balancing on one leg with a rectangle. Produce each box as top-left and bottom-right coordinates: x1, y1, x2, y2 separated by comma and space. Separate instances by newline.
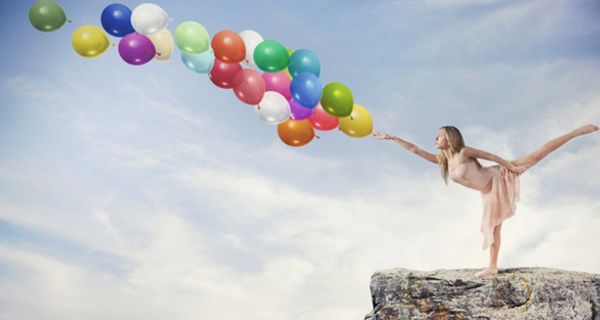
373, 124, 599, 277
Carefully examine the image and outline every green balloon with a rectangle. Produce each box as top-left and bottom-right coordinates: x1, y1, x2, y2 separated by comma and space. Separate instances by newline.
174, 21, 210, 55
254, 40, 290, 72
320, 82, 354, 117
29, 0, 67, 32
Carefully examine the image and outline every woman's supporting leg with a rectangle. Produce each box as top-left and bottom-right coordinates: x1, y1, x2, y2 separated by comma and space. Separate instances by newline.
475, 223, 502, 277
511, 124, 598, 167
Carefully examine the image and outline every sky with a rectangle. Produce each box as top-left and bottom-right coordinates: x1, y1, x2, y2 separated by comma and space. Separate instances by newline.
1, 0, 599, 319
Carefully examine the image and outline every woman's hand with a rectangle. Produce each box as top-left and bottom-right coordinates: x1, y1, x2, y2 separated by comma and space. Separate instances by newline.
507, 163, 531, 175
372, 131, 394, 140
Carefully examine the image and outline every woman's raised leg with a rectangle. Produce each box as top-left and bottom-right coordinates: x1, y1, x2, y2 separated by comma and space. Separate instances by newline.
511, 124, 598, 167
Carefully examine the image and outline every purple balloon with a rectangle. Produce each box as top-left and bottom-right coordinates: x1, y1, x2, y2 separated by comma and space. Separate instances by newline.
263, 72, 292, 100
289, 98, 313, 120
118, 32, 156, 65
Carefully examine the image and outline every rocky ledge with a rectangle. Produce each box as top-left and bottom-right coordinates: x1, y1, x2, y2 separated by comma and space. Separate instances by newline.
365, 267, 600, 320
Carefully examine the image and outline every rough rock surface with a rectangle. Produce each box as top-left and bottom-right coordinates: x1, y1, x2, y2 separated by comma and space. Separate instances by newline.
365, 267, 600, 320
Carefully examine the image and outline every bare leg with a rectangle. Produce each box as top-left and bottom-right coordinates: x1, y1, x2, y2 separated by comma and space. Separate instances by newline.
475, 223, 502, 277
511, 124, 598, 167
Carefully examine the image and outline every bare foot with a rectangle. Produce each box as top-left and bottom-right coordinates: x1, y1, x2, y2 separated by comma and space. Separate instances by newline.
574, 124, 599, 136
474, 267, 498, 277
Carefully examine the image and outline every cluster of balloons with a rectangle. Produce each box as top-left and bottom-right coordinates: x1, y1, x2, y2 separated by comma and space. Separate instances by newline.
29, 1, 374, 147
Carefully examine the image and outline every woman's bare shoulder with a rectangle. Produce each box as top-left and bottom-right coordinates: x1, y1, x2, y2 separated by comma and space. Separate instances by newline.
458, 147, 474, 161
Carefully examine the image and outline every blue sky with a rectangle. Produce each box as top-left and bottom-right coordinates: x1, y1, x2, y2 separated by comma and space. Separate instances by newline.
1, 1, 600, 319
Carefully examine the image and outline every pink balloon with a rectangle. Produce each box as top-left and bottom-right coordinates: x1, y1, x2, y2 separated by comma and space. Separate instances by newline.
309, 104, 338, 131
289, 98, 312, 120
233, 69, 266, 105
118, 32, 156, 65
262, 71, 292, 100
209, 59, 242, 89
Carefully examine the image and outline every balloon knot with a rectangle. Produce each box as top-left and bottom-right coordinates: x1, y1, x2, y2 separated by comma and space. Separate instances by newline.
350, 116, 354, 120
315, 135, 321, 139
67, 20, 72, 24
156, 52, 162, 56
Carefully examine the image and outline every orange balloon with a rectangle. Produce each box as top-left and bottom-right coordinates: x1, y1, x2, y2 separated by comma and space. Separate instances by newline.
211, 30, 246, 63
277, 119, 315, 147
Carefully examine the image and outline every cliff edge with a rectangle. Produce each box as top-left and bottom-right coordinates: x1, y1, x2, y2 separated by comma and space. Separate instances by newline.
365, 267, 600, 320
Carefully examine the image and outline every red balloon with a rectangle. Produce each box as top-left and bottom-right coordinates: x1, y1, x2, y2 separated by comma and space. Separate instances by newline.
211, 30, 246, 63
233, 69, 266, 105
309, 104, 339, 131
209, 59, 242, 89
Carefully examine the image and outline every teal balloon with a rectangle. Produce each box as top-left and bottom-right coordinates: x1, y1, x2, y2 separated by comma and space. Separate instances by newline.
254, 40, 289, 72
288, 49, 320, 77
181, 50, 214, 73
29, 0, 67, 32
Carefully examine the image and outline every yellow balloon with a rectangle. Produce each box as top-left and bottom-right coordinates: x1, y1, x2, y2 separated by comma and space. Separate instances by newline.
71, 25, 109, 58
338, 104, 373, 138
147, 28, 174, 61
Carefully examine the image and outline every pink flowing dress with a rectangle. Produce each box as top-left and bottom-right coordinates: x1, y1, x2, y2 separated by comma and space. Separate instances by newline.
449, 160, 520, 250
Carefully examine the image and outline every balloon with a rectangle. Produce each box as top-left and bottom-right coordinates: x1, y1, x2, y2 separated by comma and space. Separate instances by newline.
277, 119, 315, 147
118, 32, 156, 65
254, 40, 289, 72
290, 72, 322, 108
29, 0, 67, 32
181, 50, 214, 73
174, 21, 210, 54
233, 69, 266, 105
284, 48, 294, 79
209, 59, 242, 89
338, 104, 373, 137
101, 3, 134, 37
289, 99, 313, 120
262, 71, 291, 100
211, 30, 245, 63
288, 49, 320, 77
256, 92, 291, 124
320, 82, 354, 117
131, 3, 170, 35
71, 25, 109, 58
309, 103, 339, 131
147, 28, 174, 60
239, 30, 263, 66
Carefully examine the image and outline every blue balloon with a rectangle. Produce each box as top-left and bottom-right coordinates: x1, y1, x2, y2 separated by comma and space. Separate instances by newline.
101, 3, 135, 37
288, 49, 321, 78
181, 50, 214, 73
290, 72, 322, 108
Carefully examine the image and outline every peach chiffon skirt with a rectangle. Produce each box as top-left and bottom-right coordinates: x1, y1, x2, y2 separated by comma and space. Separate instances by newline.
480, 165, 520, 250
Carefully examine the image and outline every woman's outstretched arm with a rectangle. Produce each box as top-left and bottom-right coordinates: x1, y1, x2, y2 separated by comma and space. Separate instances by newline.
461, 146, 528, 174
373, 131, 439, 164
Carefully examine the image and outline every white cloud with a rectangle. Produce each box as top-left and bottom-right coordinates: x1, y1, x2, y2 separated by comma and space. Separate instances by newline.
1, 1, 599, 319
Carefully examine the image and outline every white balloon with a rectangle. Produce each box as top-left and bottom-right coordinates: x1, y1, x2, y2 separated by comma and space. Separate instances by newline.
131, 3, 170, 35
256, 91, 291, 124
239, 30, 264, 67
147, 28, 174, 60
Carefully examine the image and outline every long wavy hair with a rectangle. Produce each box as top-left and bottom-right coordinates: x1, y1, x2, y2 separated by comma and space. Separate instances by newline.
438, 126, 481, 184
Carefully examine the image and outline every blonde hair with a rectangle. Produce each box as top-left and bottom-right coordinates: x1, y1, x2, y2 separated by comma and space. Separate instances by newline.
438, 126, 481, 184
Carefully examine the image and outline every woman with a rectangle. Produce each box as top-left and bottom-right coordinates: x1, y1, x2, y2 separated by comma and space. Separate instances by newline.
373, 124, 598, 277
